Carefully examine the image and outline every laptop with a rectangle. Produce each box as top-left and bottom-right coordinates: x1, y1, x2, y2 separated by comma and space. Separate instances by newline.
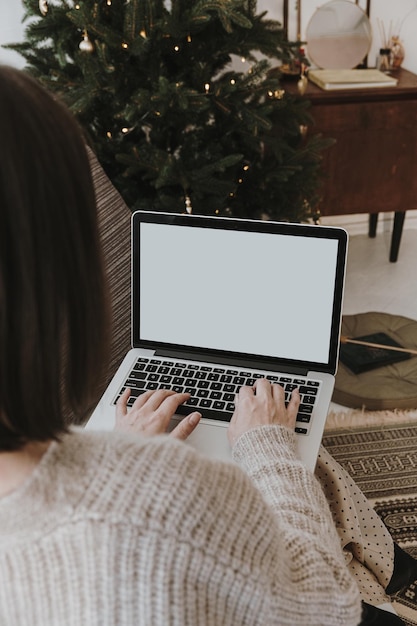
87, 211, 347, 471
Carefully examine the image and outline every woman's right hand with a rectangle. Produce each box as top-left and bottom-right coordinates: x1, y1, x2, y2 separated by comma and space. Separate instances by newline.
227, 378, 300, 447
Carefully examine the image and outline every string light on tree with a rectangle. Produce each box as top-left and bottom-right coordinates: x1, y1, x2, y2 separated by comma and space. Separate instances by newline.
268, 88, 285, 100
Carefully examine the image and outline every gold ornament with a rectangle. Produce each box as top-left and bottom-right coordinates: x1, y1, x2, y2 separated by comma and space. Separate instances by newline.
79, 31, 94, 53
297, 74, 308, 95
39, 0, 48, 15
184, 195, 193, 214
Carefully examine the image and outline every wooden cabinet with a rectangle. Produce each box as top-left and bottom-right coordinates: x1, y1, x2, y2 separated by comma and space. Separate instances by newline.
286, 68, 417, 261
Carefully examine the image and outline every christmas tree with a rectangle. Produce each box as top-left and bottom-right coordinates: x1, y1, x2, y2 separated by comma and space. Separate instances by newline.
7, 0, 329, 221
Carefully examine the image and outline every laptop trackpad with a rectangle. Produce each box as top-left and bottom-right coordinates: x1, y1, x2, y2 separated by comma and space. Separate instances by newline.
171, 417, 233, 462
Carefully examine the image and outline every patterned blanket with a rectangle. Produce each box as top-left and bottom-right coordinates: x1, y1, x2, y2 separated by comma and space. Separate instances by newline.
323, 424, 417, 625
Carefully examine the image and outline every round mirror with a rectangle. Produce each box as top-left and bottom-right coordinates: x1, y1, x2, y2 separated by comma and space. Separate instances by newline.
306, 0, 372, 69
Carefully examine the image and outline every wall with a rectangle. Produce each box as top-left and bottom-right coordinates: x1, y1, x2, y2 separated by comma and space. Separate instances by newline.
281, 0, 417, 74
2, 1, 417, 74
0, 3, 25, 67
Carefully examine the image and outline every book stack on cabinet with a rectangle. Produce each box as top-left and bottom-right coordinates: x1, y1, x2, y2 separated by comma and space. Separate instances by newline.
307, 69, 398, 91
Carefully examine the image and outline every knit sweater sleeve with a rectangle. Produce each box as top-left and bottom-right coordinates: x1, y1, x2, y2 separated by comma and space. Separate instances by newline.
232, 425, 362, 625
0, 429, 362, 626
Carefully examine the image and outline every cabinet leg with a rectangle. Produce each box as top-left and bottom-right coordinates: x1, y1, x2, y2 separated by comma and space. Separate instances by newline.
390, 211, 406, 263
369, 213, 378, 237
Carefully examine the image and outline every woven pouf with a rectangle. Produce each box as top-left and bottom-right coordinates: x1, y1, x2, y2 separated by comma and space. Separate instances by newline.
333, 311, 417, 410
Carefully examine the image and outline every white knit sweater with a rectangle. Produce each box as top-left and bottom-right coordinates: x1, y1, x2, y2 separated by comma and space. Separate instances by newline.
0, 426, 361, 625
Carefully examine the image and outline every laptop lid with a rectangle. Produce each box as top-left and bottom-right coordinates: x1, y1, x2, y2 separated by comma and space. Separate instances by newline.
132, 211, 347, 376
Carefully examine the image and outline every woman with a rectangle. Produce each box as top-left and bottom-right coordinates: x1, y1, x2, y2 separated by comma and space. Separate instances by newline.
0, 65, 404, 625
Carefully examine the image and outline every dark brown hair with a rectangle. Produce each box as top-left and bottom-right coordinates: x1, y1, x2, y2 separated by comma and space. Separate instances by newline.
0, 66, 109, 451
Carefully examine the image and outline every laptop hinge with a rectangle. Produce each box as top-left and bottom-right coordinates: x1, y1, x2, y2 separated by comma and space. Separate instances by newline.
154, 349, 309, 376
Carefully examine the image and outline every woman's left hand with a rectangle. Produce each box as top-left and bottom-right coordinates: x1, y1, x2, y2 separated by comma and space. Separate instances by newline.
115, 387, 201, 440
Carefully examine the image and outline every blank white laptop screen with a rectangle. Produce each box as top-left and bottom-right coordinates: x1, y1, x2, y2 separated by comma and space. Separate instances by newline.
88, 213, 346, 470
139, 222, 339, 367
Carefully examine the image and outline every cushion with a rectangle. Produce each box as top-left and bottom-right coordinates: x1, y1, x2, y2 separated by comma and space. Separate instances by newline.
88, 148, 131, 398
333, 311, 417, 410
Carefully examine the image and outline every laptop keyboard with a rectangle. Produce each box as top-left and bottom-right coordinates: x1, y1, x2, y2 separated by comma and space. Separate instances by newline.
113, 357, 321, 435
